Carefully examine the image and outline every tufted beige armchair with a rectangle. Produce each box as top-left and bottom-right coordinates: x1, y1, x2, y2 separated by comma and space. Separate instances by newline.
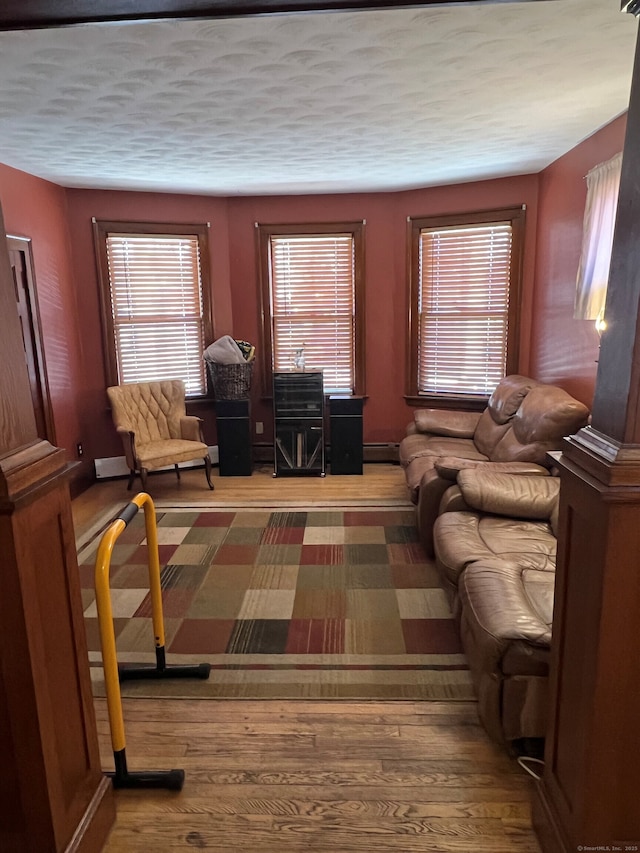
107, 380, 213, 491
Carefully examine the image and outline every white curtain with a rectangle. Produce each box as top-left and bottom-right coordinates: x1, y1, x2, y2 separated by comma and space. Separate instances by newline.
574, 152, 623, 321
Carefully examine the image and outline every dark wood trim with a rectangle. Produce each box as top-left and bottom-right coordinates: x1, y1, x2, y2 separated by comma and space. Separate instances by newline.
404, 394, 488, 411
7, 235, 56, 446
0, 0, 553, 30
406, 205, 526, 399
92, 218, 214, 392
256, 223, 274, 398
256, 220, 366, 398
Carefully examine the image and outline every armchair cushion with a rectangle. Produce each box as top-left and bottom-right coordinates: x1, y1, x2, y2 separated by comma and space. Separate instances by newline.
136, 438, 208, 470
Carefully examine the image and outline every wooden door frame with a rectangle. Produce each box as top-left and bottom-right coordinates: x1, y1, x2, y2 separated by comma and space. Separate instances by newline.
7, 234, 56, 445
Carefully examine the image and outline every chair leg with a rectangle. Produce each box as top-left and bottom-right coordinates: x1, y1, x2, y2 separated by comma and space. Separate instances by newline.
204, 455, 214, 490
140, 468, 148, 490
175, 464, 181, 481
127, 469, 136, 491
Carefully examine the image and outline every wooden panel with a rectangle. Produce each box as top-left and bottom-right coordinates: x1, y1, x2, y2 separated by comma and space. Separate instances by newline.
0, 473, 115, 853
0, 205, 37, 454
533, 452, 640, 850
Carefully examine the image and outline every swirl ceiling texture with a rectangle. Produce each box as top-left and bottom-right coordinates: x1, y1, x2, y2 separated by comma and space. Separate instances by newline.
0, 0, 636, 195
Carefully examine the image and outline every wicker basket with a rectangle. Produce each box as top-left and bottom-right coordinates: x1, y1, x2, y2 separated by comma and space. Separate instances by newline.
207, 361, 254, 400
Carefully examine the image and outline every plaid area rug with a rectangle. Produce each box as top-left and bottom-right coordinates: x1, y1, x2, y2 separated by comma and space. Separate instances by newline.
78, 507, 474, 700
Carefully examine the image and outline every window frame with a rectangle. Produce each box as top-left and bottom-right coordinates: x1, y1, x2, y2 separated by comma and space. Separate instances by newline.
257, 221, 365, 397
93, 219, 214, 398
406, 206, 525, 408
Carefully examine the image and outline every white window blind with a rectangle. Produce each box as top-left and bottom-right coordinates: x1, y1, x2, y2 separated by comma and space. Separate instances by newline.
418, 223, 513, 396
270, 234, 355, 394
106, 233, 207, 395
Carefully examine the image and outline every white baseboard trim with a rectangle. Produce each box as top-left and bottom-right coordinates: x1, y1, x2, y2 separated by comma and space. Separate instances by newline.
94, 445, 219, 479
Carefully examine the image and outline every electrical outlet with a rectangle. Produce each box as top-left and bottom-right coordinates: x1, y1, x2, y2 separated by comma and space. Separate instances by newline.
255, 421, 264, 435
76, 442, 84, 458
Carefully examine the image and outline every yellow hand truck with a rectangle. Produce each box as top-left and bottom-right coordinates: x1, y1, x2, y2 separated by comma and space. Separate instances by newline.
94, 492, 211, 790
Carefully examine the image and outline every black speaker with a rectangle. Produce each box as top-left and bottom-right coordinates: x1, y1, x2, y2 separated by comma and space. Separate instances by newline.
215, 399, 252, 476
329, 396, 363, 475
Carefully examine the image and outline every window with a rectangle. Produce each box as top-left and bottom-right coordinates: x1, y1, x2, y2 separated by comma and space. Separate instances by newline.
258, 222, 365, 395
408, 207, 525, 402
94, 220, 213, 396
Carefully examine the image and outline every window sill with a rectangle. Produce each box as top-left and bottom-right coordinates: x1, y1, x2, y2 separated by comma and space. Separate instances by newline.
404, 394, 488, 411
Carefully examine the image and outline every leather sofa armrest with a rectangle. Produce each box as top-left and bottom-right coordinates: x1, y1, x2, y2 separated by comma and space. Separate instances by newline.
434, 457, 551, 482
180, 415, 204, 442
456, 470, 560, 520
413, 408, 482, 438
438, 484, 471, 514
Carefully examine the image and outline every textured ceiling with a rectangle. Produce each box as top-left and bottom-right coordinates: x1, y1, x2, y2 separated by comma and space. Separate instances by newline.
0, 0, 636, 196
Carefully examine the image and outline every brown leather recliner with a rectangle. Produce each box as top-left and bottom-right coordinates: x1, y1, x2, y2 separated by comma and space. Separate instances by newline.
432, 469, 560, 745
398, 374, 589, 555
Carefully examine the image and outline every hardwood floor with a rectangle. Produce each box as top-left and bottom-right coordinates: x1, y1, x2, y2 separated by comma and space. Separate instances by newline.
71, 463, 409, 544
74, 464, 541, 852
95, 699, 541, 853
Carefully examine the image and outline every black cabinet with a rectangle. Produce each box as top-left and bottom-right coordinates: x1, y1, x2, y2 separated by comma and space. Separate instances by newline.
273, 370, 325, 476
215, 399, 252, 476
329, 395, 363, 475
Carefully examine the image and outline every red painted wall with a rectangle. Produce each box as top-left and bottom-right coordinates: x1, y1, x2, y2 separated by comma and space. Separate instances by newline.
530, 114, 627, 406
0, 162, 84, 467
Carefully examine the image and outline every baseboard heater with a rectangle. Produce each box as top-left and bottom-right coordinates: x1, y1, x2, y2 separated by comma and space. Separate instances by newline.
94, 446, 219, 480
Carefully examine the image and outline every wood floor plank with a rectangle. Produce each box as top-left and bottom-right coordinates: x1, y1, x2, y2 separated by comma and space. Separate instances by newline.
112, 796, 532, 820
102, 815, 540, 853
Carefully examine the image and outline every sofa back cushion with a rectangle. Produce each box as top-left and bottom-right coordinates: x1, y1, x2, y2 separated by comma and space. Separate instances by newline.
488, 374, 540, 424
490, 384, 590, 464
473, 375, 539, 458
